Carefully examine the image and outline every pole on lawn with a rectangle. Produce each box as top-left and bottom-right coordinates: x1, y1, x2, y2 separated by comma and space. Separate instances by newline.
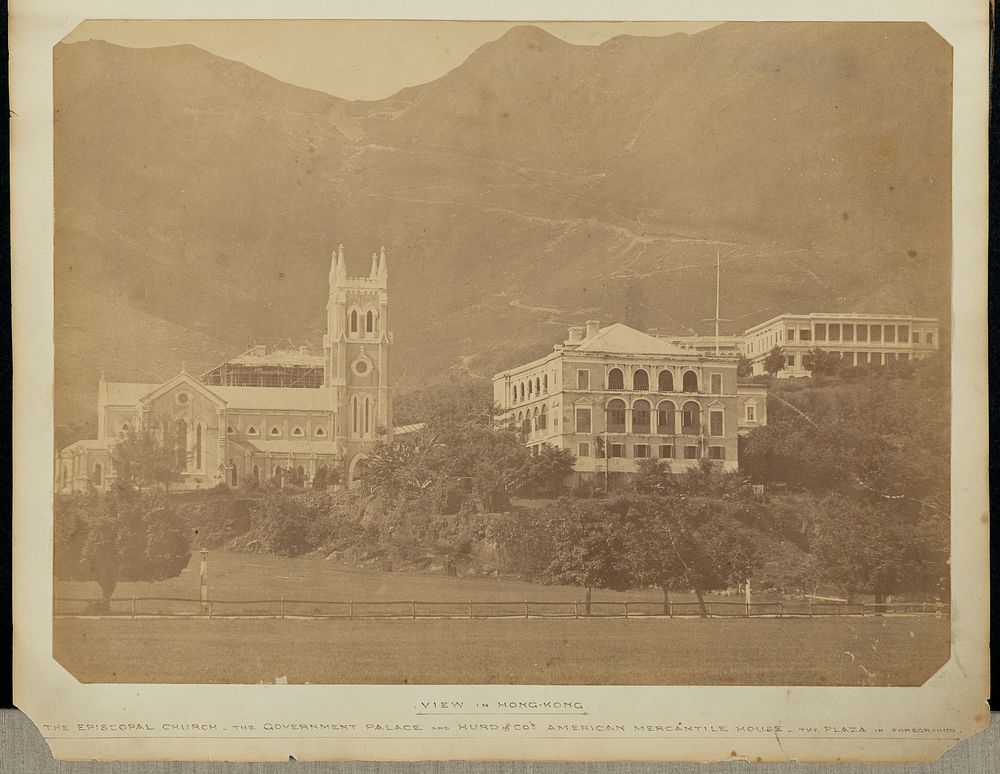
200, 548, 209, 614
745, 578, 751, 618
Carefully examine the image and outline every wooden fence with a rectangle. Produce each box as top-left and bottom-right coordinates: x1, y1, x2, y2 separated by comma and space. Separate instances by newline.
53, 597, 950, 620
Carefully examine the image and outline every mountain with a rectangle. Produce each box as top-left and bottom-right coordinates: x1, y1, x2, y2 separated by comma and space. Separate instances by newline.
54, 23, 952, 438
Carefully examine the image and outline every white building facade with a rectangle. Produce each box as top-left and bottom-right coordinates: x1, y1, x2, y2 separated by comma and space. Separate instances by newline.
493, 321, 767, 488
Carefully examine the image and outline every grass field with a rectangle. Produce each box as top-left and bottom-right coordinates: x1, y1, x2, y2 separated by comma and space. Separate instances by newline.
54, 616, 949, 686
53, 550, 788, 607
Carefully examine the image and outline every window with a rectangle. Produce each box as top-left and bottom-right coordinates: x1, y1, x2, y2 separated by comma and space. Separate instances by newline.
709, 410, 724, 437
195, 424, 203, 470
175, 419, 187, 470
539, 404, 548, 431
871, 325, 882, 342
575, 407, 592, 433
93, 463, 103, 487
815, 323, 827, 341
352, 397, 359, 434
745, 402, 757, 422
606, 399, 627, 433
608, 443, 625, 458
632, 369, 649, 391
786, 328, 796, 341
519, 383, 525, 401
708, 446, 725, 460
577, 369, 590, 390
246, 425, 258, 436
683, 445, 698, 460
121, 422, 131, 434
292, 426, 304, 437
535, 377, 541, 395
528, 380, 533, 398
884, 325, 896, 343
829, 323, 840, 341
800, 328, 812, 342
366, 310, 374, 333
632, 400, 651, 433
226, 425, 235, 435
857, 324, 868, 342
681, 401, 700, 433
350, 310, 358, 334
657, 401, 676, 434
659, 445, 674, 459
578, 442, 591, 457
315, 426, 326, 437
926, 332, 934, 345
682, 370, 698, 393
270, 426, 281, 437
787, 354, 796, 367
364, 397, 371, 434
543, 374, 548, 393
710, 373, 722, 395
608, 368, 625, 390
658, 370, 674, 392
634, 444, 649, 459
843, 324, 854, 342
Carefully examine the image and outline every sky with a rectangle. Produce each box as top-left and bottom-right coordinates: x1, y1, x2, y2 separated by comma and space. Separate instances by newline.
62, 20, 720, 101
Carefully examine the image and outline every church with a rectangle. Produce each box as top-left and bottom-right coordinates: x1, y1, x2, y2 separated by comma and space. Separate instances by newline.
55, 246, 393, 494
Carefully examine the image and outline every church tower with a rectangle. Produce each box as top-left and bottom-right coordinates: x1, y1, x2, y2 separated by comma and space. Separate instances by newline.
323, 244, 392, 486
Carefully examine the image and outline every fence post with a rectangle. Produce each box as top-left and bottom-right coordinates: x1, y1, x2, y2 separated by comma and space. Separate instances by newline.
349, 600, 354, 620
208, 600, 213, 619
574, 601, 579, 619
624, 602, 629, 619
707, 602, 712, 618
280, 598, 285, 619
809, 599, 814, 617
668, 601, 673, 618
745, 601, 750, 618
524, 601, 529, 619
778, 601, 783, 619
131, 596, 136, 620
411, 601, 416, 620
468, 601, 473, 619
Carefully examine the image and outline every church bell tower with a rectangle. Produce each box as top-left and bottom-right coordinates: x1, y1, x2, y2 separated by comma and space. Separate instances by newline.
323, 244, 392, 486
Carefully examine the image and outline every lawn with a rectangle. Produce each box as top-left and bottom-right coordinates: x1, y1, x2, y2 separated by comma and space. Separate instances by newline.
53, 616, 949, 686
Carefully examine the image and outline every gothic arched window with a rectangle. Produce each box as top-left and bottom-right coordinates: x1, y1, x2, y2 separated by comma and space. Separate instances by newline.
350, 310, 359, 334
366, 310, 374, 334
315, 426, 326, 437
195, 423, 203, 470
93, 463, 103, 487
175, 419, 187, 470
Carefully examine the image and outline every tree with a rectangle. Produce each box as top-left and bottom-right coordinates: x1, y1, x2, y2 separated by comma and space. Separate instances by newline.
763, 346, 787, 376
542, 499, 634, 614
519, 444, 576, 497
802, 347, 840, 376
111, 419, 184, 490
634, 458, 673, 495
54, 489, 191, 608
736, 354, 753, 379
312, 465, 341, 490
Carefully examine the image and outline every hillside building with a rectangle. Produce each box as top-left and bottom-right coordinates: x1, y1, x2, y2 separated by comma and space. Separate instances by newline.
741, 313, 940, 377
55, 245, 393, 494
492, 321, 767, 487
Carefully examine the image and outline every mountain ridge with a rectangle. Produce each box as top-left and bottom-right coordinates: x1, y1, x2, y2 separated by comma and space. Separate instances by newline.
54, 23, 952, 440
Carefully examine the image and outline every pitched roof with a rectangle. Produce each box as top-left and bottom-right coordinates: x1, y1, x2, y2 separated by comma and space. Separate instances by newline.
244, 439, 341, 456
576, 323, 688, 356
210, 386, 333, 412
217, 350, 325, 368
62, 438, 115, 452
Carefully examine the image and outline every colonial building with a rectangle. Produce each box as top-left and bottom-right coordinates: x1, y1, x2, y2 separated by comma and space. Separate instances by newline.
741, 313, 940, 377
55, 245, 393, 494
492, 321, 767, 487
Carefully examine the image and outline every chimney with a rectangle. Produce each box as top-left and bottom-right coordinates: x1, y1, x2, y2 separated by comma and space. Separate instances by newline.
586, 320, 601, 338
568, 326, 585, 343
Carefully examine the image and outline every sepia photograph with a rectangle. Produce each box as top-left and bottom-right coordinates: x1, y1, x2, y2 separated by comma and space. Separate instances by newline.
46, 17, 957, 688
